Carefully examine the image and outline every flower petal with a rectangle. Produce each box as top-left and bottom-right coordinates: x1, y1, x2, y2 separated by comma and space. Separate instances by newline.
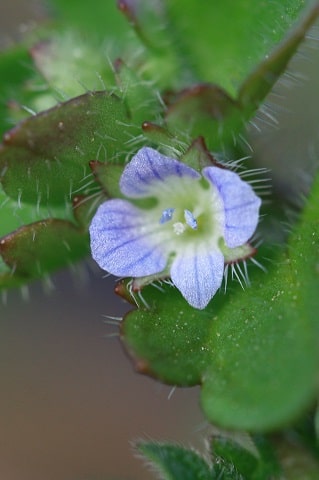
120, 147, 200, 198
203, 166, 261, 248
170, 247, 224, 309
89, 199, 168, 276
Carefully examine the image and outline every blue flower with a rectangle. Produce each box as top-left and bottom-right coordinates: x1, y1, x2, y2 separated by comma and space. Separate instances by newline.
90, 147, 261, 309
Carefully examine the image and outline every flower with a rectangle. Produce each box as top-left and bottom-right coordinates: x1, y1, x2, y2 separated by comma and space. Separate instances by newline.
89, 147, 261, 309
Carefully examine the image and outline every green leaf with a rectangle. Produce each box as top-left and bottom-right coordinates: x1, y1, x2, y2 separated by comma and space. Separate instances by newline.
120, 172, 319, 431
211, 434, 280, 480
47, 0, 130, 42
0, 186, 72, 236
163, 0, 311, 98
0, 45, 35, 135
0, 91, 139, 205
130, 2, 318, 152
30, 32, 116, 99
120, 280, 212, 386
0, 190, 101, 288
163, 2, 319, 150
212, 437, 259, 478
238, 2, 319, 114
0, 218, 88, 281
201, 172, 319, 430
137, 442, 213, 480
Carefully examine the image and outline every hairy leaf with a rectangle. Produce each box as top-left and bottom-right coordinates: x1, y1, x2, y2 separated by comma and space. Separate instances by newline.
163, 0, 312, 98
0, 91, 139, 205
0, 218, 88, 280
137, 442, 213, 480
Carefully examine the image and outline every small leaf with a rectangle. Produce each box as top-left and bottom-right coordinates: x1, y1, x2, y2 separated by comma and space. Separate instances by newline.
212, 436, 258, 479
0, 91, 139, 205
211, 434, 280, 480
30, 33, 116, 98
0, 218, 88, 279
141, 122, 184, 154
0, 190, 102, 289
137, 442, 213, 480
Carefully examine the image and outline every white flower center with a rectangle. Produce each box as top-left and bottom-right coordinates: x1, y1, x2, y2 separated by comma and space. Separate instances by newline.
173, 222, 186, 235
160, 208, 198, 236
151, 175, 225, 247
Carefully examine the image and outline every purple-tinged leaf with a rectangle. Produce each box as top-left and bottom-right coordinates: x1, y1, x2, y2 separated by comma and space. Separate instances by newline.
0, 219, 88, 278
0, 91, 138, 205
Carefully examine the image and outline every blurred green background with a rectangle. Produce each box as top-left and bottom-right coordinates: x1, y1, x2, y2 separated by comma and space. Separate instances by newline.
1, 1, 319, 479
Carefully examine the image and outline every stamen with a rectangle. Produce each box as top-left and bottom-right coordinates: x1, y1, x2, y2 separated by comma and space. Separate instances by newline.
184, 209, 198, 230
159, 208, 175, 224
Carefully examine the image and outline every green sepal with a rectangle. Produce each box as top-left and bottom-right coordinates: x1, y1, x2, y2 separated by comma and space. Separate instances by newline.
220, 241, 256, 265
72, 192, 106, 228
89, 161, 125, 199
181, 137, 218, 171
141, 121, 186, 156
